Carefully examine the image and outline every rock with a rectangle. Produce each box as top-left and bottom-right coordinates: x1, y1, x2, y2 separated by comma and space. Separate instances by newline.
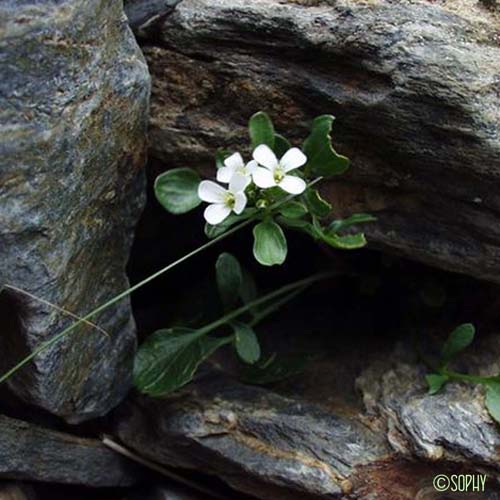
116, 374, 392, 499
0, 483, 36, 500
124, 0, 181, 33
0, 415, 141, 487
141, 0, 500, 283
123, 483, 212, 500
356, 339, 500, 471
0, 1, 150, 421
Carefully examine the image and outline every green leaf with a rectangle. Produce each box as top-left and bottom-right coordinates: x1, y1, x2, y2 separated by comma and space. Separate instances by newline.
321, 232, 367, 249
303, 189, 332, 218
253, 220, 288, 266
216, 253, 243, 309
240, 353, 307, 385
328, 213, 377, 233
485, 381, 500, 425
277, 216, 320, 239
426, 373, 449, 395
205, 209, 257, 238
232, 321, 261, 364
134, 327, 231, 397
302, 115, 350, 177
441, 323, 475, 364
278, 201, 308, 219
154, 168, 202, 214
274, 134, 292, 157
240, 269, 258, 307
215, 149, 231, 169
249, 111, 275, 150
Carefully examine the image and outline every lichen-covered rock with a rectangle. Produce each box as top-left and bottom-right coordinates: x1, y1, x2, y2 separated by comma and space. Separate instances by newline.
0, 0, 150, 422
140, 0, 500, 283
0, 415, 141, 487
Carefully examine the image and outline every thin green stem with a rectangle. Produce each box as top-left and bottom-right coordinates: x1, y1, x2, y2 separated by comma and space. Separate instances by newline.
0, 177, 324, 385
0, 218, 253, 385
195, 272, 333, 338
443, 369, 495, 385
248, 286, 308, 328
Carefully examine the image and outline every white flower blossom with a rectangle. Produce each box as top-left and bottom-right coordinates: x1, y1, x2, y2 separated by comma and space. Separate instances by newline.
198, 173, 250, 225
252, 145, 307, 194
217, 152, 257, 184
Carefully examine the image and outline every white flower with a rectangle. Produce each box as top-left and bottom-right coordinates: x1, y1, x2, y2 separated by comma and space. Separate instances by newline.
217, 152, 258, 184
198, 173, 250, 225
252, 145, 307, 194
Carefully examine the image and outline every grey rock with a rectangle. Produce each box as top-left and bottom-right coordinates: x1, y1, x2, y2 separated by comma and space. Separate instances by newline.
124, 0, 181, 33
0, 415, 140, 487
0, 0, 150, 422
356, 341, 500, 471
123, 483, 210, 500
116, 374, 391, 500
0, 483, 36, 500
142, 0, 500, 283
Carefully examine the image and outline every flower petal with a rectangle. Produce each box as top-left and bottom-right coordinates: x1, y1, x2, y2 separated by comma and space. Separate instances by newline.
229, 172, 250, 193
233, 192, 247, 214
198, 180, 227, 203
204, 203, 231, 225
245, 160, 258, 175
279, 175, 307, 194
252, 166, 276, 188
253, 144, 278, 170
224, 152, 244, 170
216, 166, 234, 183
280, 147, 307, 172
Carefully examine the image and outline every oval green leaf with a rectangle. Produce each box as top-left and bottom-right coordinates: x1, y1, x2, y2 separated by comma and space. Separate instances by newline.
253, 220, 288, 266
216, 253, 243, 309
232, 321, 261, 364
154, 168, 202, 214
278, 201, 308, 219
249, 111, 275, 150
441, 323, 475, 364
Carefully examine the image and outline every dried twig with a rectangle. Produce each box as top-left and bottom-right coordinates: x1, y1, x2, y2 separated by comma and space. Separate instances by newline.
102, 436, 229, 500
3, 284, 110, 338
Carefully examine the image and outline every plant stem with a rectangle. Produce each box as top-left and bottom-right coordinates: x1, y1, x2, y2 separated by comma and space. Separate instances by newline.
248, 285, 307, 327
0, 177, 324, 385
443, 369, 495, 385
0, 218, 253, 385
194, 272, 333, 338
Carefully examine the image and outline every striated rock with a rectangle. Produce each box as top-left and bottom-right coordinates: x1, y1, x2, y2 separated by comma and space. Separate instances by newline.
115, 315, 500, 499
0, 415, 141, 487
356, 339, 500, 472
0, 1, 150, 421
124, 0, 180, 33
116, 374, 393, 499
141, 0, 500, 283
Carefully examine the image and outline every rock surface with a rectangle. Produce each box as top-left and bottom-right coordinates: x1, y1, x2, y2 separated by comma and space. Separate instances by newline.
140, 0, 500, 283
115, 321, 500, 499
0, 415, 140, 487
116, 374, 392, 499
124, 0, 180, 33
0, 1, 150, 421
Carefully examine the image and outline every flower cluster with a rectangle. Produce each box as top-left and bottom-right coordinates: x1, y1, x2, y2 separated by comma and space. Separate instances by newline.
198, 145, 307, 225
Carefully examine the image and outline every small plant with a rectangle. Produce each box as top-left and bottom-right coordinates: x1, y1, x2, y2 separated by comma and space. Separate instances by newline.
134, 252, 329, 396
0, 111, 371, 388
155, 112, 374, 266
426, 323, 500, 424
